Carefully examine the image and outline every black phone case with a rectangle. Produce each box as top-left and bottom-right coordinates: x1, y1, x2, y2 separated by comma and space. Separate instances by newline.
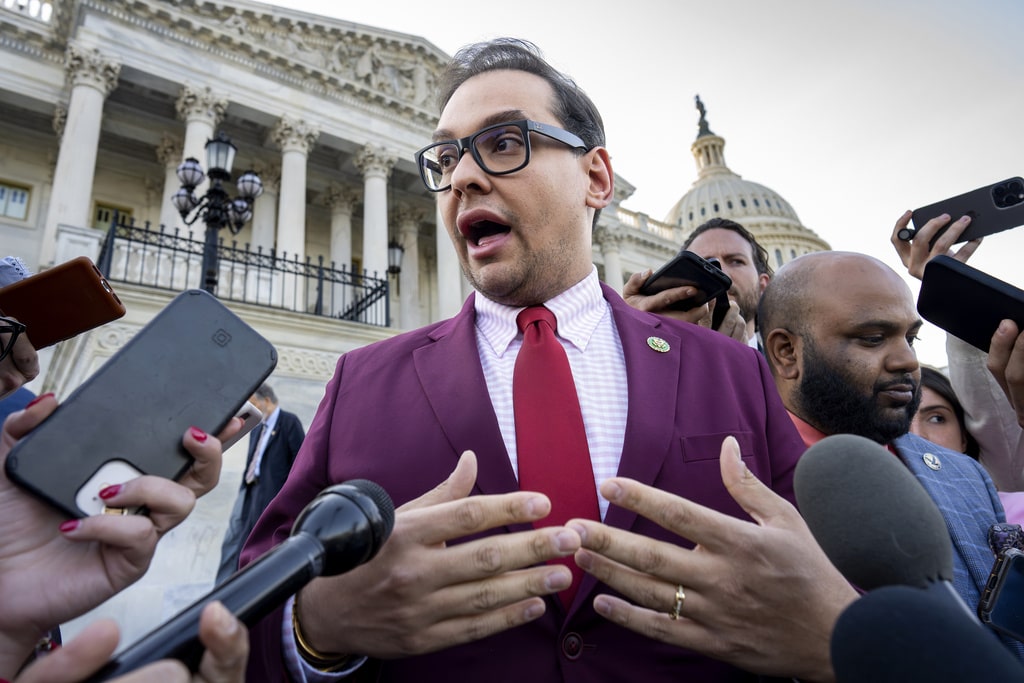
4, 289, 278, 518
979, 548, 1024, 642
0, 256, 126, 348
917, 255, 1024, 352
911, 177, 1024, 246
640, 251, 733, 311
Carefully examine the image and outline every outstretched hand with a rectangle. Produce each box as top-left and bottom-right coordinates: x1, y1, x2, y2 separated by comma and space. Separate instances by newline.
891, 210, 981, 280
571, 437, 856, 682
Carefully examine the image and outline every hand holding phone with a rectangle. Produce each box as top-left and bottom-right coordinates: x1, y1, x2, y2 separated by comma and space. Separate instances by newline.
979, 548, 1024, 642
639, 251, 733, 313
898, 177, 1024, 245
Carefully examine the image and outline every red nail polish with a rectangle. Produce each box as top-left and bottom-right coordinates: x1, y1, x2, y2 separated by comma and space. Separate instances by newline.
25, 393, 55, 409
59, 519, 81, 533
189, 426, 208, 443
99, 484, 122, 500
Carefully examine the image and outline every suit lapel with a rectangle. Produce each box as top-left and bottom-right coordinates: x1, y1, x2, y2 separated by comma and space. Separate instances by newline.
414, 294, 519, 499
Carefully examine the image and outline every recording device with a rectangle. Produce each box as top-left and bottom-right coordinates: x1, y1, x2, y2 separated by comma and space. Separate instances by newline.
639, 250, 732, 313
979, 548, 1024, 642
832, 585, 1024, 682
792, 434, 979, 621
86, 479, 396, 681
0, 256, 125, 348
917, 255, 1024, 352
897, 176, 1024, 244
4, 289, 277, 518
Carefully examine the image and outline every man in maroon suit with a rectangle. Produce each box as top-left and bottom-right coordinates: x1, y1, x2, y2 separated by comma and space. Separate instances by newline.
241, 38, 817, 682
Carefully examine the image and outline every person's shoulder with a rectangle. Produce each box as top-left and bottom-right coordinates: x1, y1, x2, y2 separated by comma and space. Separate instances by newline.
894, 433, 992, 479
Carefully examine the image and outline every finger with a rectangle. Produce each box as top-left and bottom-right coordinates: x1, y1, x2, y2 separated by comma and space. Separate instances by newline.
98, 476, 196, 535
717, 435, 800, 528
8, 332, 40, 381
196, 601, 249, 683
593, 475, 746, 554
988, 319, 1021, 397
571, 518, 706, 589
1, 392, 57, 443
59, 512, 160, 573
421, 563, 572, 620
929, 214, 971, 255
952, 236, 982, 264
574, 537, 691, 613
405, 490, 558, 545
214, 416, 243, 449
177, 425, 223, 498
621, 270, 650, 298
401, 595, 549, 654
397, 450, 478, 513
589, 593, 712, 655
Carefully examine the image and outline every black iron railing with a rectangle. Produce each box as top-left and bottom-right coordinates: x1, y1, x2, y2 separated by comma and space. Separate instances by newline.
97, 215, 391, 326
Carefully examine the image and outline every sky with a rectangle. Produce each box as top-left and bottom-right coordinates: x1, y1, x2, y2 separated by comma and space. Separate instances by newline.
263, 0, 1023, 367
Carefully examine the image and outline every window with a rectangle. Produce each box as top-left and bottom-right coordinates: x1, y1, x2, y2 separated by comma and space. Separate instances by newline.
0, 182, 30, 220
93, 203, 133, 230
775, 248, 783, 268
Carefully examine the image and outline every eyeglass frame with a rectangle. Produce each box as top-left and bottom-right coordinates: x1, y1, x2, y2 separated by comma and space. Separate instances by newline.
0, 315, 26, 363
415, 118, 589, 193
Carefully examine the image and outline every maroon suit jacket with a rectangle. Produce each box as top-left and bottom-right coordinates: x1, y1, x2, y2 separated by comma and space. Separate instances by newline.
240, 283, 806, 682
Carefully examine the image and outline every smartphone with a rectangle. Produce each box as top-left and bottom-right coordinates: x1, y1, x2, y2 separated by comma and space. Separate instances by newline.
917, 255, 1024, 352
640, 251, 733, 312
899, 177, 1024, 245
221, 400, 263, 452
979, 548, 1024, 642
4, 289, 278, 518
0, 256, 126, 349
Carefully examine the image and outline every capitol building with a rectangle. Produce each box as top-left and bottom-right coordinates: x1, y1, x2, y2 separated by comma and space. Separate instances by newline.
0, 0, 829, 644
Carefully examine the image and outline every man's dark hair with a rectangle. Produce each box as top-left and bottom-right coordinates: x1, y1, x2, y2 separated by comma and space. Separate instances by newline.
436, 38, 607, 227
919, 366, 980, 459
254, 382, 278, 405
682, 218, 773, 278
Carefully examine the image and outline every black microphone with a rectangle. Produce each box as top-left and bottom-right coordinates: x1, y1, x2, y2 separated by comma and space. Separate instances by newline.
87, 479, 395, 681
832, 585, 1024, 682
793, 434, 974, 618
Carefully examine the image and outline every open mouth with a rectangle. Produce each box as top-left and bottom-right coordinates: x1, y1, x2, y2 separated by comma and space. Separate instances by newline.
466, 220, 511, 247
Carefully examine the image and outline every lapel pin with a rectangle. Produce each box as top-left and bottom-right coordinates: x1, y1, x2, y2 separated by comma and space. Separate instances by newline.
647, 336, 670, 353
922, 453, 942, 471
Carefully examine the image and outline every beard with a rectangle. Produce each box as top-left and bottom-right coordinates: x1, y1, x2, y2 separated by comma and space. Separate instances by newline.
793, 341, 921, 445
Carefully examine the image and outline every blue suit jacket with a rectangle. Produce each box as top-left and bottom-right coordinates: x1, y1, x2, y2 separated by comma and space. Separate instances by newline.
894, 432, 1024, 659
241, 284, 807, 682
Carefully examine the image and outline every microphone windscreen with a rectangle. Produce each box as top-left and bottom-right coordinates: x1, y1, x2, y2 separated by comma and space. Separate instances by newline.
794, 433, 952, 589
832, 585, 1024, 682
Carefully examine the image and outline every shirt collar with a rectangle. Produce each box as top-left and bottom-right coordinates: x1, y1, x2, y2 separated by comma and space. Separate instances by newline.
475, 267, 606, 357
787, 410, 899, 455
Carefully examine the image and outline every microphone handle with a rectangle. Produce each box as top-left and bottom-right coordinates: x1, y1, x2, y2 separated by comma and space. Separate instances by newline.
86, 533, 324, 682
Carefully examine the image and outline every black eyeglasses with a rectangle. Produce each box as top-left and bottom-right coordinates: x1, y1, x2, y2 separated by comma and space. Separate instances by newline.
0, 316, 26, 363
415, 119, 588, 192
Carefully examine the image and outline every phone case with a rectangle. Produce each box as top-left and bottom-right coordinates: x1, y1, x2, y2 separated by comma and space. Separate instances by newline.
4, 289, 278, 518
640, 251, 733, 311
911, 177, 1024, 246
917, 255, 1024, 352
0, 256, 126, 348
979, 548, 1024, 642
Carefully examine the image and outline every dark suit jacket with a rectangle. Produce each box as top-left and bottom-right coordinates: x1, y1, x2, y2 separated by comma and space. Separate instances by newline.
240, 284, 806, 682
217, 408, 304, 584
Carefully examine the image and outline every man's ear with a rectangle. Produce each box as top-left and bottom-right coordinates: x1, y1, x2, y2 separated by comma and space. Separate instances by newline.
585, 147, 613, 210
764, 328, 801, 381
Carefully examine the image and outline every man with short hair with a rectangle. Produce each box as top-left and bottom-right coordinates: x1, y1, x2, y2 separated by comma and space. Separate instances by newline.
756, 251, 1022, 657
240, 38, 812, 682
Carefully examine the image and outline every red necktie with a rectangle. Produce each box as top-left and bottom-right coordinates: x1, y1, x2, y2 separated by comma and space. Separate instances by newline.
513, 306, 599, 608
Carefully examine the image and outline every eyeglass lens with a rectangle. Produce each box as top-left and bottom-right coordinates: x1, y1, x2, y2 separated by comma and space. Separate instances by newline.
421, 123, 529, 190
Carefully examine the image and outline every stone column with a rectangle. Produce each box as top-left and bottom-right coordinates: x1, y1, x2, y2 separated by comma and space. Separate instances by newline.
594, 225, 625, 292
434, 203, 463, 317
249, 161, 280, 254
175, 85, 227, 200
41, 43, 120, 266
353, 144, 396, 281
156, 134, 183, 230
395, 204, 425, 330
323, 183, 360, 317
272, 116, 319, 311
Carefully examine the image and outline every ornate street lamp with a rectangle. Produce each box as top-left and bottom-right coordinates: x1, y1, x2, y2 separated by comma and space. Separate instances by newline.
172, 132, 263, 294
387, 239, 404, 276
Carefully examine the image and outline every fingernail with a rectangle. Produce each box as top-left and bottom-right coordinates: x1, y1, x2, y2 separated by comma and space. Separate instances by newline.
603, 481, 622, 502
525, 495, 546, 517
554, 530, 578, 553
575, 549, 592, 570
25, 393, 54, 409
59, 519, 81, 533
998, 319, 1014, 335
524, 601, 545, 620
99, 484, 122, 500
189, 426, 208, 443
545, 569, 571, 591
212, 601, 238, 635
593, 596, 612, 617
567, 522, 587, 543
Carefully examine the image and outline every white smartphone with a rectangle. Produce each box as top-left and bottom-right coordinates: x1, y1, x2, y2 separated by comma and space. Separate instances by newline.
221, 400, 263, 451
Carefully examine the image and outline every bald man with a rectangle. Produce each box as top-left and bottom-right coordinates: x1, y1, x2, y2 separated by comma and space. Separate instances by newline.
757, 251, 1022, 658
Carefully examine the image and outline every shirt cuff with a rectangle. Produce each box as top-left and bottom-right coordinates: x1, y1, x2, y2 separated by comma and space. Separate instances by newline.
281, 595, 367, 681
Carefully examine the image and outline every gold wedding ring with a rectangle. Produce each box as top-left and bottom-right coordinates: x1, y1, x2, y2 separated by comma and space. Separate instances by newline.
670, 584, 686, 620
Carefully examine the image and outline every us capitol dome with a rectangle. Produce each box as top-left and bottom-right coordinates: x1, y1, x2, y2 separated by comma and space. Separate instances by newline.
664, 96, 830, 267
